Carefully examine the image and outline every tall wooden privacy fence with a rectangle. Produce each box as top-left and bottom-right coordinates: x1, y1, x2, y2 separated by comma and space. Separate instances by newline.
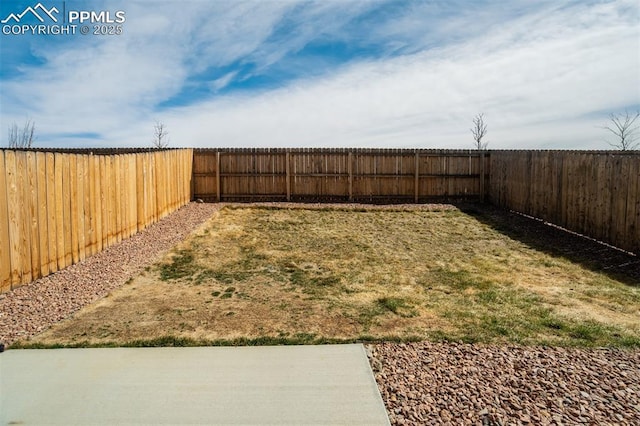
1, 147, 638, 293
193, 149, 489, 202
0, 149, 193, 292
490, 151, 639, 255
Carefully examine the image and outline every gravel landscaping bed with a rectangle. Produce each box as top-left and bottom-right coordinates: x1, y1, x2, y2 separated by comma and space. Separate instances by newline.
0, 202, 220, 346
368, 342, 640, 425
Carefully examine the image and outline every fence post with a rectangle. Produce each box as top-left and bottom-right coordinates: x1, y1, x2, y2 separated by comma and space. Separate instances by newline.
348, 151, 353, 201
190, 150, 195, 202
414, 150, 420, 203
216, 151, 221, 202
480, 151, 485, 202
286, 150, 291, 202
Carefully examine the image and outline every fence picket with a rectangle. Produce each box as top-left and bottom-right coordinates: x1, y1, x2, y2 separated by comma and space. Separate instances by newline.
54, 153, 65, 270
0, 151, 11, 292
36, 152, 49, 277
45, 153, 58, 273
5, 151, 23, 287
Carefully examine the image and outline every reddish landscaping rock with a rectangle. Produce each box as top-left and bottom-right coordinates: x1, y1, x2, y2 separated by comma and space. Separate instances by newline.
368, 342, 640, 425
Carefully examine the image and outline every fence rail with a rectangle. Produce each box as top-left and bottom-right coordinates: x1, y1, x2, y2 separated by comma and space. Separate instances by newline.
192, 149, 489, 203
0, 149, 193, 292
490, 151, 639, 255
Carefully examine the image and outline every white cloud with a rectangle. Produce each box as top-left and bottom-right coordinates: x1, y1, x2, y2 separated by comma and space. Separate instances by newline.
209, 71, 238, 92
1, 0, 638, 149
132, 1, 639, 149
1, 0, 297, 142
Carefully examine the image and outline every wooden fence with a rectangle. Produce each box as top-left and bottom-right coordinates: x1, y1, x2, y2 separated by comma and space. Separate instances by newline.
490, 151, 639, 255
193, 149, 489, 202
0, 149, 193, 292
1, 147, 638, 293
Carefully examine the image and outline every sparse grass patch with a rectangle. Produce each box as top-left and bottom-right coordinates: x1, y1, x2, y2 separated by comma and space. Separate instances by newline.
28, 205, 640, 348
11, 334, 425, 349
376, 297, 417, 318
159, 249, 197, 281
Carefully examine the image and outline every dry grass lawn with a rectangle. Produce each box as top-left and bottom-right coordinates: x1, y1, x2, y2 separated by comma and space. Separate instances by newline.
25, 205, 640, 348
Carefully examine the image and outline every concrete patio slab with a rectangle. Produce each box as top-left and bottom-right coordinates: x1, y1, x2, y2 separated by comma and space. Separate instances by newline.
0, 344, 389, 425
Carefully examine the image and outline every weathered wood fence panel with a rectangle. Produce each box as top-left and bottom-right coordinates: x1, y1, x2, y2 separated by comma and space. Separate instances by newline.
192, 149, 489, 203
0, 149, 193, 293
293, 150, 349, 200
490, 151, 639, 255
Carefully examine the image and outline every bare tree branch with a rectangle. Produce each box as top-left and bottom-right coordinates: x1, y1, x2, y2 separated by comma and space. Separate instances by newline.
8, 124, 17, 147
602, 110, 640, 151
152, 121, 170, 148
470, 113, 488, 150
7, 119, 36, 148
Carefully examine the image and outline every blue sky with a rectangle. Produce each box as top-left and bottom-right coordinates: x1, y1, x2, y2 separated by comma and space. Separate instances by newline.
0, 0, 639, 149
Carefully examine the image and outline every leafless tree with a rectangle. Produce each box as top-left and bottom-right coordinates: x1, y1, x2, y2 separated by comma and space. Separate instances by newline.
8, 119, 36, 148
602, 110, 640, 151
152, 121, 170, 148
470, 113, 488, 150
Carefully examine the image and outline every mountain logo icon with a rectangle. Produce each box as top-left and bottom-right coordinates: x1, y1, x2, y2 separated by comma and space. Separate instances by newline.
1, 3, 59, 24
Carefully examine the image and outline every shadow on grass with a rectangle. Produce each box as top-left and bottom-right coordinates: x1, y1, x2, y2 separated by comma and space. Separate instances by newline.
458, 204, 640, 287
